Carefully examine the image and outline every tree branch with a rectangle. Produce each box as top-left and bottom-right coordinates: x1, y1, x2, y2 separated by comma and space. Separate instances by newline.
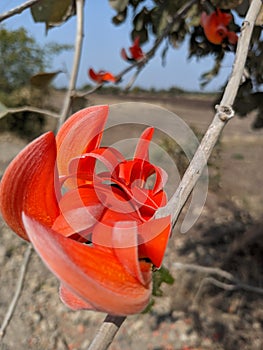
87, 315, 126, 350
156, 0, 263, 225
84, 2, 263, 349
221, 0, 263, 106
0, 0, 41, 22
0, 106, 60, 120
174, 262, 263, 296
174, 262, 235, 281
57, 0, 85, 129
0, 244, 33, 340
193, 275, 263, 306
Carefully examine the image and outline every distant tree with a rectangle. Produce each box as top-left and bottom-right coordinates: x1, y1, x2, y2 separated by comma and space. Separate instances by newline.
0, 26, 71, 138
0, 26, 71, 93
0, 26, 46, 92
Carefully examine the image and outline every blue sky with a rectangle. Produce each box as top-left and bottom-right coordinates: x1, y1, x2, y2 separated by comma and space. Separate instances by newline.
0, 1, 236, 91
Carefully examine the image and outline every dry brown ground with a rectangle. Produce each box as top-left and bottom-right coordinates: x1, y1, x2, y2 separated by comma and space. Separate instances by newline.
0, 92, 262, 350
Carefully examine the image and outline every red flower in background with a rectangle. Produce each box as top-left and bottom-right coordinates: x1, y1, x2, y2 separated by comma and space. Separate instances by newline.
88, 68, 117, 84
201, 9, 238, 45
0, 105, 171, 315
121, 37, 145, 62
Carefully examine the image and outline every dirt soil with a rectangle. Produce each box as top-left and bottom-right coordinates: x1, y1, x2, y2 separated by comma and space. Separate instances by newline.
0, 92, 263, 350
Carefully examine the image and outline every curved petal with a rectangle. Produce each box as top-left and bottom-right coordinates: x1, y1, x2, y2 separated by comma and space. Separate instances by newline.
101, 72, 117, 83
217, 9, 232, 26
23, 214, 152, 315
52, 186, 105, 237
0, 132, 59, 241
116, 160, 135, 185
128, 160, 168, 194
88, 68, 100, 82
112, 221, 151, 286
121, 48, 129, 61
68, 147, 125, 186
56, 105, 108, 179
130, 37, 144, 60
134, 127, 154, 162
88, 69, 116, 83
131, 187, 166, 218
92, 208, 142, 249
138, 216, 171, 268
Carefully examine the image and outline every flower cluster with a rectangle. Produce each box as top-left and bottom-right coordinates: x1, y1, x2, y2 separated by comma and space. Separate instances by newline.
201, 8, 238, 45
0, 105, 171, 315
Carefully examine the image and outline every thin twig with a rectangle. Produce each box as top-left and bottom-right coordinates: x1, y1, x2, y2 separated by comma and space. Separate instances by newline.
0, 244, 33, 340
0, 106, 60, 120
193, 276, 236, 305
124, 69, 141, 91
75, 83, 103, 98
194, 275, 263, 306
174, 262, 263, 306
156, 0, 263, 225
57, 0, 85, 130
174, 262, 235, 281
174, 262, 263, 295
0, 0, 41, 22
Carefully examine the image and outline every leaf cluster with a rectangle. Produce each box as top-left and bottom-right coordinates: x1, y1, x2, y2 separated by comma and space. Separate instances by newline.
109, 0, 263, 127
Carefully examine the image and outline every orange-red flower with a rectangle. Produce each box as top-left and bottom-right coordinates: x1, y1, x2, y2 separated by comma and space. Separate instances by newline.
121, 37, 145, 62
88, 68, 117, 84
0, 105, 171, 315
201, 9, 238, 45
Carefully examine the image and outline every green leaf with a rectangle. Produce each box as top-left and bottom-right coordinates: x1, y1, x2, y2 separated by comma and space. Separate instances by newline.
109, 0, 129, 12
131, 28, 148, 44
30, 71, 61, 88
152, 266, 174, 297
142, 266, 174, 314
0, 101, 8, 119
235, 0, 250, 17
112, 9, 127, 25
30, 0, 75, 31
161, 42, 169, 66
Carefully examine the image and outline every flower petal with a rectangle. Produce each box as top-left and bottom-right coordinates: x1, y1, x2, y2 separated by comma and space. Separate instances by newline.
59, 284, 96, 310
56, 105, 108, 179
88, 69, 117, 83
52, 186, 105, 237
23, 214, 152, 315
138, 216, 171, 268
121, 48, 129, 61
88, 68, 100, 82
92, 208, 142, 249
134, 127, 154, 162
68, 147, 125, 186
112, 221, 151, 286
130, 37, 145, 60
0, 132, 59, 241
